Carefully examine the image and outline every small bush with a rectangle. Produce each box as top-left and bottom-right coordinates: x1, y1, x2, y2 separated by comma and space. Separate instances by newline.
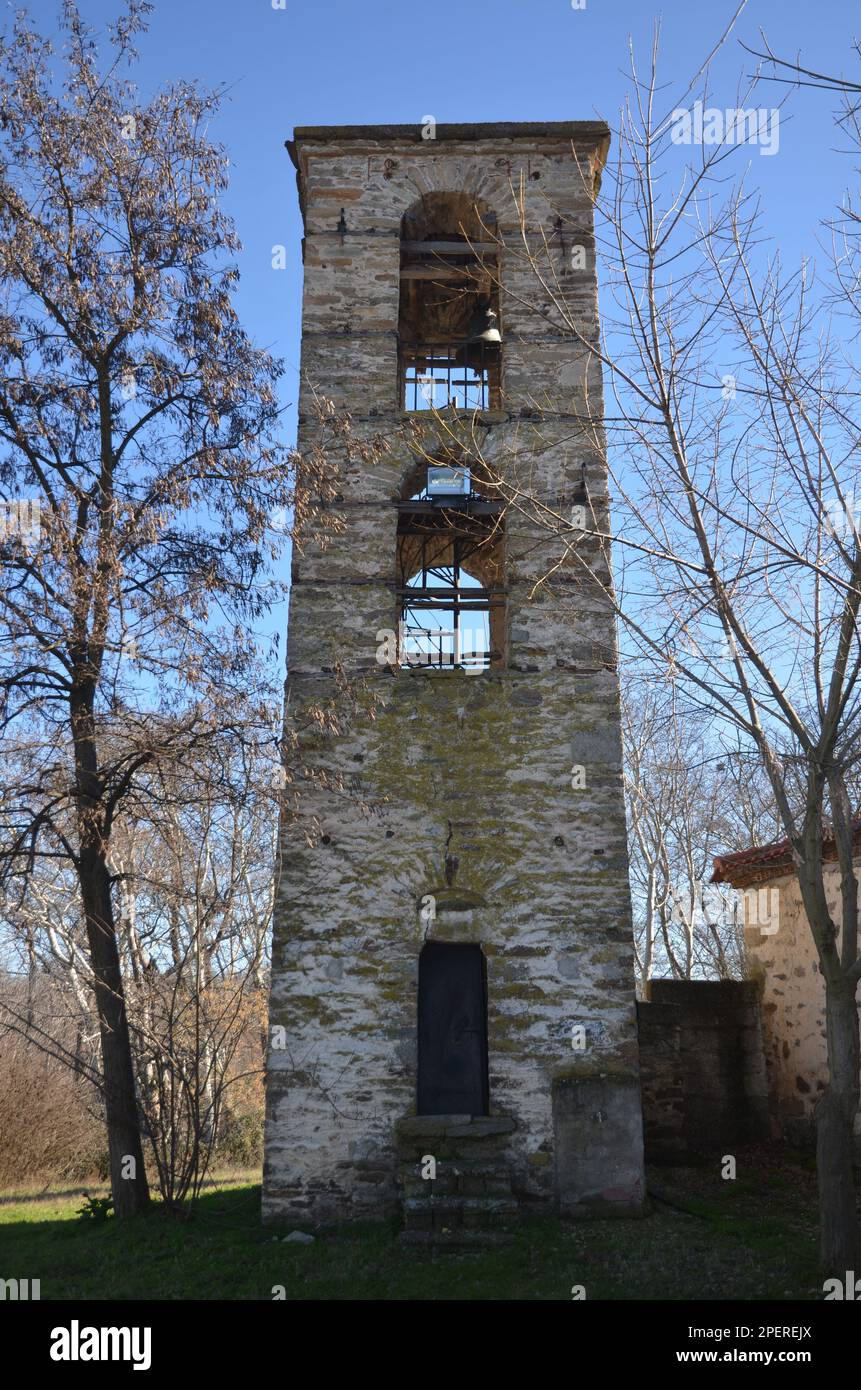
76, 1192, 114, 1223
214, 1111, 264, 1169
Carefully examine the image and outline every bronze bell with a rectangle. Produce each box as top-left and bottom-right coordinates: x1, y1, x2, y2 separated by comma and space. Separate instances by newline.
456, 303, 501, 369
465, 303, 502, 344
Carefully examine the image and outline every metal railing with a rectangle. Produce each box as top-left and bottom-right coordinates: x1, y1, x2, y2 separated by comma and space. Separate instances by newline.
402, 621, 492, 672
401, 343, 495, 412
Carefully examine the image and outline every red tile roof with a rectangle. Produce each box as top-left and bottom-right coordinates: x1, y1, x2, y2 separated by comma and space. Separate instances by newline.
712, 822, 861, 888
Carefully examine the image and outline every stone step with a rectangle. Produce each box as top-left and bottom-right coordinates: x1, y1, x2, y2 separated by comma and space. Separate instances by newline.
398, 1161, 514, 1199
401, 1176, 514, 1200
399, 1156, 512, 1176
396, 1115, 517, 1140
395, 1114, 516, 1162
396, 1114, 520, 1238
403, 1194, 519, 1232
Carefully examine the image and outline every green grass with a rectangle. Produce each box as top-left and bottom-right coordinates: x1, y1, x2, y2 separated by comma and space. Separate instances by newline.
0, 1150, 827, 1300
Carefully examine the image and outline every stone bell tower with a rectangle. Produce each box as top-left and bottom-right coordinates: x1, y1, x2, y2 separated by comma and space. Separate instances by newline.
263, 122, 645, 1236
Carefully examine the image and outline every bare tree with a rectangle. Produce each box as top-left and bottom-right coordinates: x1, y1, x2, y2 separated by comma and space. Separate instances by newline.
426, 24, 861, 1272
0, 1, 350, 1216
622, 676, 754, 987
0, 729, 277, 1205
106, 740, 274, 1206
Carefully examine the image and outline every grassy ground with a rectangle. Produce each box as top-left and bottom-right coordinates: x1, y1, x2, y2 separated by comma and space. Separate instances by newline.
0, 1146, 829, 1300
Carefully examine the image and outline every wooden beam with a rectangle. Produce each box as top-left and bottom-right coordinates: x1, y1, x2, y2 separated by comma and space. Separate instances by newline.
400, 239, 499, 254
398, 265, 483, 282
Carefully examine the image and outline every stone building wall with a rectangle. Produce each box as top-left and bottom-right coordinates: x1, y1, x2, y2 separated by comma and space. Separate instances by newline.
263, 124, 645, 1226
743, 864, 861, 1144
637, 981, 769, 1162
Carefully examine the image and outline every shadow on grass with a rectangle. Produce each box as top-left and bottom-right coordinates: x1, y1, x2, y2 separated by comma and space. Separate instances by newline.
0, 1169, 261, 1208
0, 1139, 834, 1301
0, 1187, 102, 1208
0, 1159, 824, 1301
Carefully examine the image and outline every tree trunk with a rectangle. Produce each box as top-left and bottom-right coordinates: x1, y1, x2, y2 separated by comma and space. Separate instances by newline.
816, 975, 860, 1274
79, 844, 150, 1218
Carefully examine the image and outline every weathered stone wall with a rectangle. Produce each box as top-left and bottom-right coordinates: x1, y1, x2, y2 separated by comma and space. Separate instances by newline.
263, 124, 645, 1226
744, 866, 861, 1145
637, 981, 769, 1162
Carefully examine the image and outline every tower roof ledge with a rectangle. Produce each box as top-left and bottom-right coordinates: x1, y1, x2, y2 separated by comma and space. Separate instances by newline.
288, 120, 610, 160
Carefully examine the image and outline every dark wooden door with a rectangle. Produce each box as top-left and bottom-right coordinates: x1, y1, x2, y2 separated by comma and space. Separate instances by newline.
417, 943, 489, 1116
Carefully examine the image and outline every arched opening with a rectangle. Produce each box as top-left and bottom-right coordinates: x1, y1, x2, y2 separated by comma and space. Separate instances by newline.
398, 192, 501, 412
395, 456, 506, 671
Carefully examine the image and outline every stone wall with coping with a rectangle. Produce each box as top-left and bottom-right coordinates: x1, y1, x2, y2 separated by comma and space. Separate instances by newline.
637, 980, 769, 1162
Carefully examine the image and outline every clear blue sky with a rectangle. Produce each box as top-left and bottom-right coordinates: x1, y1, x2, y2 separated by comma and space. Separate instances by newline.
26, 0, 861, 642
